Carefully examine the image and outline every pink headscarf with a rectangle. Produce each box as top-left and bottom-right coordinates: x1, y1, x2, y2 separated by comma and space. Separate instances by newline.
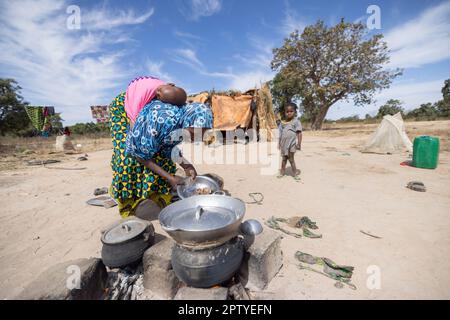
125, 76, 166, 123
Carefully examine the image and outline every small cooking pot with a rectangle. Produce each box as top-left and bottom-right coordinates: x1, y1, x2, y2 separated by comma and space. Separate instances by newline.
101, 218, 154, 268
159, 194, 245, 249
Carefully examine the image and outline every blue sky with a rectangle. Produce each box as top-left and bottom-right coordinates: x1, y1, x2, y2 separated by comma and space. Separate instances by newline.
1, 0, 449, 124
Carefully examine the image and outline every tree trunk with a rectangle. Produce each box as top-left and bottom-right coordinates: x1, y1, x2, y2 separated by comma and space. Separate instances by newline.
310, 104, 329, 130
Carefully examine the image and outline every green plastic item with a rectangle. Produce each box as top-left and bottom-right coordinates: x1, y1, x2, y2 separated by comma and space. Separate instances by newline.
412, 136, 440, 169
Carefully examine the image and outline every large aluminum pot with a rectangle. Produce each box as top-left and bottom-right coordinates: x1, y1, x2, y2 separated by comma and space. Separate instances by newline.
159, 194, 245, 249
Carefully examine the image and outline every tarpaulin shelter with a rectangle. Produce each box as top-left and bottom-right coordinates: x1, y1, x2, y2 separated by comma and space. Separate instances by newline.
361, 112, 413, 154
91, 105, 109, 123
188, 83, 277, 141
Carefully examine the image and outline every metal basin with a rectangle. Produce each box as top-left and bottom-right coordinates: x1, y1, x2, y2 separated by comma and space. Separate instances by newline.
159, 195, 245, 249
176, 175, 220, 199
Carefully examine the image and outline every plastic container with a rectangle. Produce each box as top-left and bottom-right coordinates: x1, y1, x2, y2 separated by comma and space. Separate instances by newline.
412, 136, 439, 169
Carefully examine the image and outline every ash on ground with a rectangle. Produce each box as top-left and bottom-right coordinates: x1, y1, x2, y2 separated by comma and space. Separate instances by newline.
103, 264, 144, 300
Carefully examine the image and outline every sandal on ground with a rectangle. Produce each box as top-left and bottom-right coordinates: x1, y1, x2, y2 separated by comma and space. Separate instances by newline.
406, 181, 426, 192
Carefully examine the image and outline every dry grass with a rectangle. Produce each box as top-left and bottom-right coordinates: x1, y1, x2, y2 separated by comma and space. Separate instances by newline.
0, 135, 111, 171
1, 119, 449, 172
311, 119, 450, 151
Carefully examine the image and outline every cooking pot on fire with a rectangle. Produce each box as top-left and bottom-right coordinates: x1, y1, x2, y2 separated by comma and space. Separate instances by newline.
159, 194, 245, 249
101, 218, 154, 268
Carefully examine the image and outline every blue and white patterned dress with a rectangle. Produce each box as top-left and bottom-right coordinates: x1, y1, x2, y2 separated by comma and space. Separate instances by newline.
125, 100, 213, 161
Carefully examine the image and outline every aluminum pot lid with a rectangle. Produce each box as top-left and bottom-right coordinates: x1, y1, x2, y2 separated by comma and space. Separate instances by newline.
102, 219, 148, 244
169, 205, 237, 232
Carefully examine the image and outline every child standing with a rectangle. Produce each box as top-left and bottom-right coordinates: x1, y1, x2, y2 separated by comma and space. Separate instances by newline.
278, 103, 302, 180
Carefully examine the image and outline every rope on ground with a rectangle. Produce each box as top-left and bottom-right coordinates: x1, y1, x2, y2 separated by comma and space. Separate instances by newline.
26, 159, 86, 170
245, 192, 264, 205
26, 159, 60, 166
44, 165, 87, 170
360, 230, 382, 239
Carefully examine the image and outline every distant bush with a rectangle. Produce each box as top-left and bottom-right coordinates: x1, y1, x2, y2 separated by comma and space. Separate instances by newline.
335, 115, 360, 122
405, 103, 438, 121
376, 99, 405, 118
69, 122, 110, 136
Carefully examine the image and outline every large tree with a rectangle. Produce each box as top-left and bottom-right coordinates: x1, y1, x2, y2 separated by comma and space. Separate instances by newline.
271, 20, 402, 130
0, 78, 31, 135
437, 78, 450, 117
442, 79, 450, 102
270, 72, 300, 113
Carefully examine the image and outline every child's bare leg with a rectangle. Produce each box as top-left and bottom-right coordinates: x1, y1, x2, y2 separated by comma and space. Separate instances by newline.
279, 156, 288, 176
288, 152, 299, 176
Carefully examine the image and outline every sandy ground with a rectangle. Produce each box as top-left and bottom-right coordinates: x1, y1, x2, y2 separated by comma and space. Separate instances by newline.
1, 120, 449, 299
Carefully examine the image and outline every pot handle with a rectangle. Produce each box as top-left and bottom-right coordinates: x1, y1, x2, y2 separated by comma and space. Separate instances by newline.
213, 190, 226, 196
121, 224, 131, 232
195, 206, 204, 220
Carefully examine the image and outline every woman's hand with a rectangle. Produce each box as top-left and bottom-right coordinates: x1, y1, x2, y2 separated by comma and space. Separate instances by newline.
137, 157, 183, 189
168, 175, 185, 190
296, 144, 302, 150
182, 163, 197, 179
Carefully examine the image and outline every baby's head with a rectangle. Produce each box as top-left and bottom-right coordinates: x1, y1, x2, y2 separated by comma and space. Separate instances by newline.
284, 102, 297, 120
156, 84, 187, 106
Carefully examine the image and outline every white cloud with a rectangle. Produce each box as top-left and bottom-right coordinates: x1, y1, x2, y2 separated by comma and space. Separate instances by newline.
171, 31, 277, 91
233, 36, 274, 68
280, 0, 306, 36
173, 30, 205, 49
227, 35, 275, 91
182, 0, 222, 21
170, 45, 274, 91
145, 60, 175, 83
385, 1, 450, 68
224, 35, 275, 91
82, 7, 154, 30
171, 48, 205, 69
170, 48, 232, 79
0, 0, 154, 124
173, 30, 203, 41
227, 70, 274, 91
374, 79, 445, 109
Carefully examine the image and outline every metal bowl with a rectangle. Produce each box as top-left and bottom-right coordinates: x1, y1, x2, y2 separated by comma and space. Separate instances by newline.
240, 219, 263, 235
159, 194, 245, 248
177, 175, 220, 199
